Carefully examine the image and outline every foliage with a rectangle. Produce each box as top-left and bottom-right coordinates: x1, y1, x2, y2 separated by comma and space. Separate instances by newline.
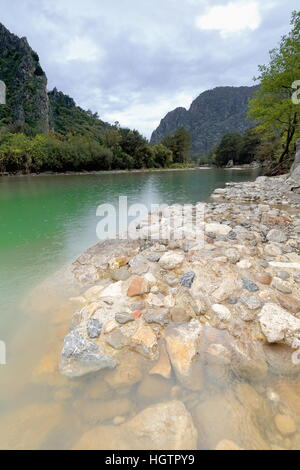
213, 128, 262, 167
162, 128, 191, 164
248, 11, 300, 167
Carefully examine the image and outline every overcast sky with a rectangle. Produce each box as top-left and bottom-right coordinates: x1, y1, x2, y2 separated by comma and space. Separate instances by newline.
1, 0, 299, 138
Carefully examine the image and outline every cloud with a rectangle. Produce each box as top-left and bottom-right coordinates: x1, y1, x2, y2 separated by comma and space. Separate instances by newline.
0, 0, 298, 138
196, 1, 262, 37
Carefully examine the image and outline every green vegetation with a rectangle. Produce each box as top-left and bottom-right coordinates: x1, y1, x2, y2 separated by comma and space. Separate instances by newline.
248, 10, 300, 173
161, 128, 191, 164
212, 128, 261, 167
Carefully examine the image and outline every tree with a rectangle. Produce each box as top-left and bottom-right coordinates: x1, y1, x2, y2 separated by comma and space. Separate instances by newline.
248, 11, 300, 169
153, 144, 173, 167
238, 128, 261, 164
214, 133, 243, 167
162, 127, 191, 164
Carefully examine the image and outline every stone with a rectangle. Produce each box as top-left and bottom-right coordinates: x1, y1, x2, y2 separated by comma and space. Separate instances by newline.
180, 272, 196, 288
129, 255, 149, 275
212, 278, 238, 303
242, 278, 259, 292
237, 259, 253, 269
230, 337, 268, 381
147, 253, 161, 262
228, 297, 239, 305
254, 273, 272, 286
130, 321, 159, 360
205, 223, 232, 236
277, 271, 290, 281
127, 278, 149, 297
204, 343, 231, 385
234, 383, 266, 412
143, 308, 170, 326
59, 330, 117, 378
105, 352, 144, 390
159, 252, 185, 270
273, 381, 300, 417
109, 257, 128, 270
271, 278, 293, 295
215, 440, 244, 450
277, 294, 300, 315
195, 392, 269, 450
87, 318, 102, 339
115, 311, 134, 324
84, 285, 106, 301
164, 319, 204, 390
149, 342, 172, 379
265, 244, 282, 257
171, 307, 193, 323
259, 303, 300, 347
275, 415, 296, 436
266, 229, 287, 243
212, 304, 231, 321
73, 401, 198, 450
263, 343, 300, 376
111, 267, 131, 281
137, 375, 172, 401
100, 281, 123, 298
240, 295, 262, 310
225, 248, 240, 264
0, 403, 63, 450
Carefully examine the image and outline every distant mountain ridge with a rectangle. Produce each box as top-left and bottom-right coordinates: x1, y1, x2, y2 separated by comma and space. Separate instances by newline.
0, 23, 109, 136
150, 86, 259, 155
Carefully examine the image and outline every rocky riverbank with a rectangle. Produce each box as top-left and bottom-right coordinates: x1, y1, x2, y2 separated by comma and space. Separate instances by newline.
58, 167, 300, 450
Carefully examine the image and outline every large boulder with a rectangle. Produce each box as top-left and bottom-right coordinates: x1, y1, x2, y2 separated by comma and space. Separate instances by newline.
259, 303, 300, 348
73, 401, 198, 450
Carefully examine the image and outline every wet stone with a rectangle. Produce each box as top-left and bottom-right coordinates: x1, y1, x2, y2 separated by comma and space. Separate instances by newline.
180, 272, 196, 288
87, 319, 102, 339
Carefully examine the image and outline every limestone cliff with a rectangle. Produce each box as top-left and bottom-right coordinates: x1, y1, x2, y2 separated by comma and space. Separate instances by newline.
0, 23, 49, 134
151, 86, 259, 155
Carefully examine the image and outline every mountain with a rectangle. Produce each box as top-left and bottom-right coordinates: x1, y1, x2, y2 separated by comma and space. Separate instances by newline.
150, 86, 259, 155
0, 23, 108, 136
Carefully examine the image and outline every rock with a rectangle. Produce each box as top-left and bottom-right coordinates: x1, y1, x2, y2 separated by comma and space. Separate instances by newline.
130, 321, 159, 360
127, 278, 149, 297
105, 352, 144, 390
237, 259, 253, 269
212, 278, 238, 302
212, 304, 231, 321
115, 311, 135, 324
100, 281, 123, 298
164, 319, 204, 390
149, 342, 172, 379
263, 343, 300, 376
79, 399, 131, 425
171, 307, 193, 323
129, 255, 149, 275
240, 295, 262, 310
259, 303, 300, 347
215, 440, 244, 450
225, 248, 240, 264
180, 272, 196, 288
60, 330, 117, 378
242, 278, 259, 292
87, 318, 102, 339
73, 401, 198, 450
109, 257, 128, 270
277, 271, 290, 281
195, 392, 269, 450
275, 415, 296, 436
273, 381, 300, 417
277, 294, 300, 315
111, 267, 131, 281
84, 285, 106, 301
271, 278, 293, 295
231, 337, 268, 381
254, 273, 272, 286
267, 229, 288, 243
265, 244, 282, 257
147, 253, 161, 262
143, 308, 170, 326
159, 252, 185, 270
228, 297, 239, 305
205, 223, 232, 236
204, 343, 231, 386
0, 403, 63, 450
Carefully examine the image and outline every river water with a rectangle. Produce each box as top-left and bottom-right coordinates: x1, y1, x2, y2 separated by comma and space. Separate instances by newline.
3, 168, 299, 450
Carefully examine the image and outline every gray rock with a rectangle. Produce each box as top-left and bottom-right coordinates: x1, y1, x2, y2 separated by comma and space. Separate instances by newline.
129, 255, 149, 274
228, 297, 239, 305
240, 295, 262, 310
266, 229, 287, 244
87, 319, 102, 339
115, 312, 134, 325
147, 253, 161, 263
60, 330, 117, 378
277, 271, 290, 281
227, 231, 237, 240
143, 308, 170, 326
242, 278, 259, 293
180, 272, 196, 288
260, 260, 269, 268
111, 267, 131, 281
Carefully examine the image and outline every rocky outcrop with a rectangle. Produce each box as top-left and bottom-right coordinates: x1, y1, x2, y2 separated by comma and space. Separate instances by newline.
150, 86, 258, 155
0, 23, 49, 133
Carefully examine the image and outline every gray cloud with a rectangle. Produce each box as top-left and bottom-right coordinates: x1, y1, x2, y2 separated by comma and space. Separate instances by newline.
0, 0, 298, 137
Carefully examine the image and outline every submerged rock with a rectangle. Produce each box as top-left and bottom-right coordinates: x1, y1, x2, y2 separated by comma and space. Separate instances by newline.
60, 330, 117, 378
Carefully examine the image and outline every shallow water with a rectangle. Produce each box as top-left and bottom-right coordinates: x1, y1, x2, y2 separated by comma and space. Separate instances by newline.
4, 168, 299, 450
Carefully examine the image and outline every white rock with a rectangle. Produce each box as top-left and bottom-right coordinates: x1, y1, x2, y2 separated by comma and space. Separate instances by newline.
237, 259, 253, 269
205, 223, 232, 236
159, 252, 185, 270
269, 262, 300, 270
267, 229, 287, 243
212, 304, 231, 321
100, 281, 123, 297
259, 303, 300, 347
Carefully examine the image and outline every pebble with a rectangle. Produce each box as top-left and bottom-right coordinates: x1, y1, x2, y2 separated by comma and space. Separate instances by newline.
180, 272, 196, 288
87, 318, 102, 339
242, 278, 259, 293
115, 312, 135, 325
275, 415, 297, 436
